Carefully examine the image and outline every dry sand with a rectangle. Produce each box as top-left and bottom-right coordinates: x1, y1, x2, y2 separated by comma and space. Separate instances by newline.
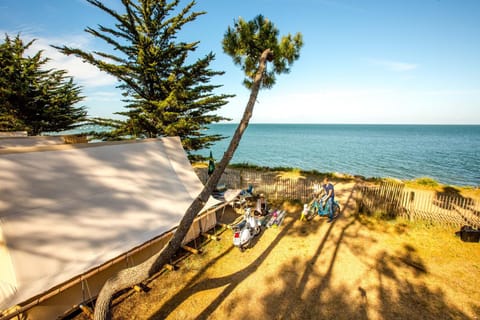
74, 182, 479, 320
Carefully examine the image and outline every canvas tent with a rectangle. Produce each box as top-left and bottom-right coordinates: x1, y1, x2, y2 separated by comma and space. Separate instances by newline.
0, 135, 88, 149
0, 137, 234, 319
0, 136, 65, 149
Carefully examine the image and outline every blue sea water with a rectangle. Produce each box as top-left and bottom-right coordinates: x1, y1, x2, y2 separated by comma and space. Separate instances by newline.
197, 124, 480, 187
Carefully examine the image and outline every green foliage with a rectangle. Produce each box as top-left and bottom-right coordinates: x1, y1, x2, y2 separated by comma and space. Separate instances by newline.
228, 162, 289, 172
226, 163, 356, 182
55, 0, 233, 156
0, 34, 86, 135
222, 14, 303, 89
412, 177, 440, 188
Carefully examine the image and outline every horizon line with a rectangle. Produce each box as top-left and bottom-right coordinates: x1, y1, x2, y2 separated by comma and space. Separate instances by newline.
214, 122, 480, 126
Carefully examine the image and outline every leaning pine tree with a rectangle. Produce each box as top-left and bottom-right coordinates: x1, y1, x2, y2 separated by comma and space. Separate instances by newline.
92, 14, 302, 320
55, 0, 233, 157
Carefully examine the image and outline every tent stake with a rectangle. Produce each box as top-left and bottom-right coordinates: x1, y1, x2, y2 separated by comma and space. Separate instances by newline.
79, 304, 94, 320
133, 284, 151, 293
182, 245, 200, 254
164, 263, 176, 271
202, 232, 219, 241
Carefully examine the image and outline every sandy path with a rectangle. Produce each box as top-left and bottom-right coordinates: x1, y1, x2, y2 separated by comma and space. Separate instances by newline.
93, 182, 478, 320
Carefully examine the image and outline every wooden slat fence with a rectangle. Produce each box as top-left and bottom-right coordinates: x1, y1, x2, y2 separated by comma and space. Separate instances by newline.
195, 168, 319, 202
358, 181, 480, 228
195, 168, 480, 227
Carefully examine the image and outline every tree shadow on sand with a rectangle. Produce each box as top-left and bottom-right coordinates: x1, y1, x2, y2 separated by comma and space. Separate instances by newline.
127, 184, 475, 320
242, 201, 473, 319
433, 186, 480, 227
147, 214, 300, 320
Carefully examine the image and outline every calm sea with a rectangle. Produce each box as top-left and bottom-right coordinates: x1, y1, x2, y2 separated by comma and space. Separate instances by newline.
197, 124, 480, 187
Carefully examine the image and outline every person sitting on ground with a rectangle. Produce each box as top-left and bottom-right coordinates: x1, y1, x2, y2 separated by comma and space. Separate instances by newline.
321, 176, 335, 222
255, 193, 268, 216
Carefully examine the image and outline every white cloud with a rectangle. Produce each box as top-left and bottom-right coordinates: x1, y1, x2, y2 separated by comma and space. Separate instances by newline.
236, 87, 480, 124
422, 89, 480, 96
87, 91, 122, 101
0, 30, 122, 117
369, 59, 418, 72
253, 88, 395, 123
82, 89, 124, 117
24, 34, 118, 87
23, 36, 122, 117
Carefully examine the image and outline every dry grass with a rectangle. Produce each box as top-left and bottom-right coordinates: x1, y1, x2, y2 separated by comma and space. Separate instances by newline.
73, 182, 480, 320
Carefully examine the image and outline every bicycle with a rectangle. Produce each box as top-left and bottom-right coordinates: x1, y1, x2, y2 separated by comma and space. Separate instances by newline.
300, 194, 340, 221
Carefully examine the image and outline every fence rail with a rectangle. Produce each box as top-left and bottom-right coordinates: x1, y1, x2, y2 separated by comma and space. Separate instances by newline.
196, 167, 480, 228
196, 167, 319, 202
357, 181, 480, 228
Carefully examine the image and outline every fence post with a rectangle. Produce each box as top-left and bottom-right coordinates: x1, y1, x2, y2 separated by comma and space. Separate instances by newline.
409, 191, 415, 221
239, 170, 243, 189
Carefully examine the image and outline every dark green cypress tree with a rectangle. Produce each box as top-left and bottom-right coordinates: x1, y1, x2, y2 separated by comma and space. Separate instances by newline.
55, 0, 233, 157
0, 34, 86, 135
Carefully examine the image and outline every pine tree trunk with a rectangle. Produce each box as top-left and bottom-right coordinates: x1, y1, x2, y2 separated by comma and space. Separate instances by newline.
93, 48, 272, 320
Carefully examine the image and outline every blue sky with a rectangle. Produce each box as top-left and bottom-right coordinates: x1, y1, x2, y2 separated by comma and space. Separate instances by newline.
1, 0, 479, 124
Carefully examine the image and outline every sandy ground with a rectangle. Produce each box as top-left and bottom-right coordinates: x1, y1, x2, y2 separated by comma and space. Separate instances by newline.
75, 182, 479, 320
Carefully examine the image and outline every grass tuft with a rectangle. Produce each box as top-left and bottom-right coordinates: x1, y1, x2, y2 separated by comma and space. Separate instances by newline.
412, 177, 440, 188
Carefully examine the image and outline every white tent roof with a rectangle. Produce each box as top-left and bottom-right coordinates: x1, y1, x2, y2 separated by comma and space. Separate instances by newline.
0, 136, 65, 149
0, 137, 221, 310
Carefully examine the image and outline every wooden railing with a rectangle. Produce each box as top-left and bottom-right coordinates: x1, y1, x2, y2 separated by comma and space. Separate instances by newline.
357, 181, 480, 228
196, 167, 320, 202
196, 168, 480, 228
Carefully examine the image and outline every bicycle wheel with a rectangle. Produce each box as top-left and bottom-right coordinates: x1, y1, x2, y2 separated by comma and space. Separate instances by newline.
333, 203, 340, 217
307, 202, 318, 221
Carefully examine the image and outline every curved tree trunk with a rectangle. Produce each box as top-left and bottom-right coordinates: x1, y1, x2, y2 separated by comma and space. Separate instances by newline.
93, 48, 272, 320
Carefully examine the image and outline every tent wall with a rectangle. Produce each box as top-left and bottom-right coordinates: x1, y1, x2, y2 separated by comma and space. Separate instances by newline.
14, 231, 173, 320
182, 210, 218, 245
2, 209, 226, 320
0, 137, 225, 319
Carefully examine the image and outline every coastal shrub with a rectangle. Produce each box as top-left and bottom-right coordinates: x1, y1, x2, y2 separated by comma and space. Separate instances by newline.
276, 168, 306, 180
413, 177, 440, 188
271, 166, 299, 172
229, 163, 270, 171
228, 164, 351, 179
366, 209, 396, 221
